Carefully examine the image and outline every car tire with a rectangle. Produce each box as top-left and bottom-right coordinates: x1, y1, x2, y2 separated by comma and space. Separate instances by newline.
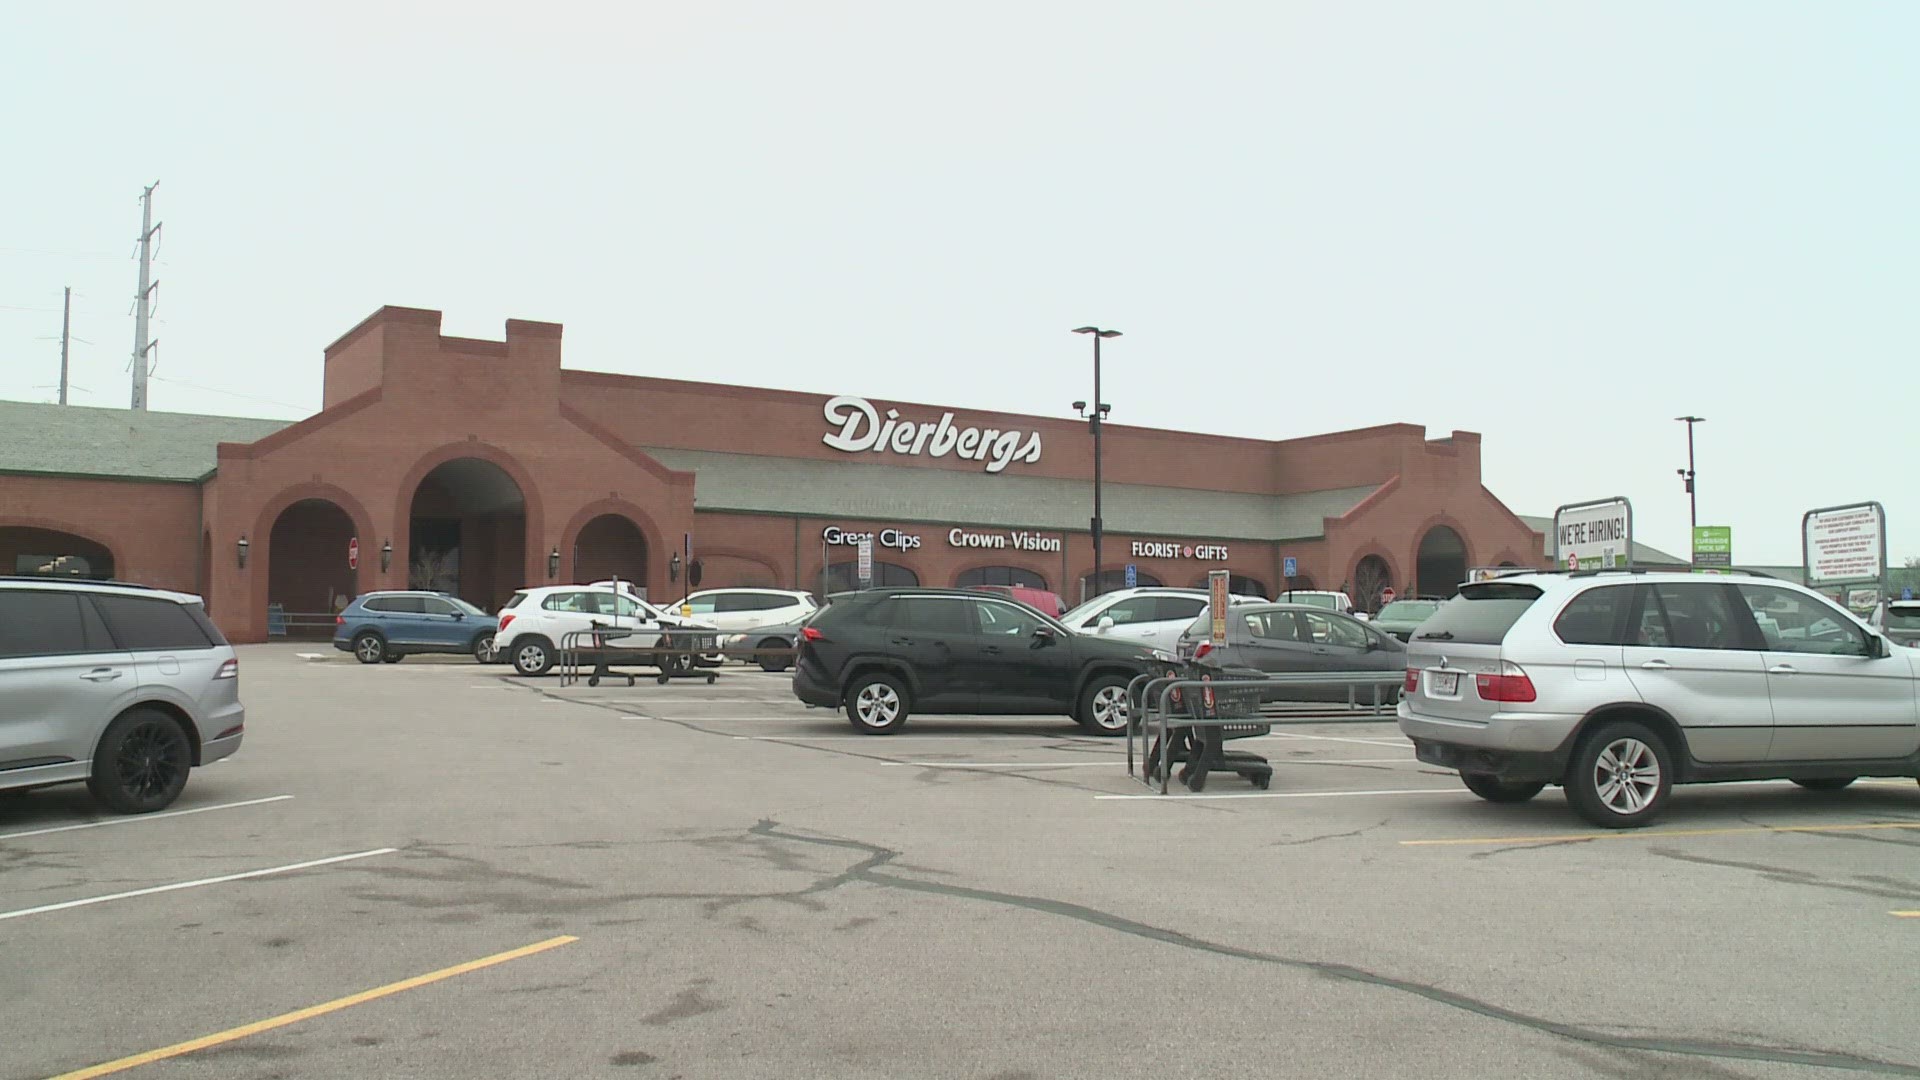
1563, 720, 1673, 829
846, 672, 909, 734
87, 708, 192, 814
472, 634, 496, 664
1075, 674, 1131, 737
512, 636, 555, 677
1461, 773, 1547, 803
756, 637, 792, 673
656, 635, 695, 676
1792, 777, 1857, 791
352, 632, 387, 665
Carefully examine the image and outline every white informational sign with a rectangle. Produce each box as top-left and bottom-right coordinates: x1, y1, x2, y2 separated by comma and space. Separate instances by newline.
1804, 504, 1884, 585
823, 526, 922, 552
1129, 540, 1230, 561
856, 536, 874, 588
947, 528, 1061, 553
822, 396, 1043, 474
1553, 498, 1632, 571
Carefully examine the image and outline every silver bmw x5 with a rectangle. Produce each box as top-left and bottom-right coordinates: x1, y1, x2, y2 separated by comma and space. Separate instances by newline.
1398, 570, 1919, 828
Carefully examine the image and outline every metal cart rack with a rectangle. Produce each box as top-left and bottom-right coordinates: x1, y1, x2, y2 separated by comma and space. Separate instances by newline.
557, 625, 720, 688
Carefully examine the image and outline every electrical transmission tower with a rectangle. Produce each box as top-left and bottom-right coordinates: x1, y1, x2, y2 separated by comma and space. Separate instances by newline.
130, 181, 161, 410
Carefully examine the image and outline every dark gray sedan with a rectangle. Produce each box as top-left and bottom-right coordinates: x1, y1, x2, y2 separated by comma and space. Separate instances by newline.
721, 612, 815, 672
1176, 602, 1405, 703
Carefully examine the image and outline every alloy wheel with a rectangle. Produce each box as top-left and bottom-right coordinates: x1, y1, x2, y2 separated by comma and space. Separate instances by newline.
1089, 685, 1128, 732
855, 683, 900, 727
355, 637, 384, 663
1593, 737, 1661, 815
114, 720, 188, 802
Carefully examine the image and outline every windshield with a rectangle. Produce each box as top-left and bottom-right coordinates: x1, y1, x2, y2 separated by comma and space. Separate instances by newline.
1281, 593, 1337, 610
1413, 583, 1542, 645
448, 597, 489, 616
1377, 600, 1439, 621
1887, 606, 1920, 630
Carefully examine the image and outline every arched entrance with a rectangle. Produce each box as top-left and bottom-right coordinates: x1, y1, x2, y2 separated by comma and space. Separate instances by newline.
573, 514, 648, 587
267, 500, 358, 626
1415, 526, 1467, 599
0, 526, 115, 579
825, 561, 918, 593
1353, 554, 1393, 613
408, 458, 527, 610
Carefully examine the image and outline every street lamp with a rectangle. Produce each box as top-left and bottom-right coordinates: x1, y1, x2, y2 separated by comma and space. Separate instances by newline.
1072, 326, 1119, 598
1675, 415, 1704, 541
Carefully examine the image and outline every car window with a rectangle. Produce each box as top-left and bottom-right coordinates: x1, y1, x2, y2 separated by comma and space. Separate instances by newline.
1647, 583, 1747, 651
363, 596, 398, 613
1413, 583, 1542, 644
977, 601, 1043, 636
542, 592, 588, 613
502, 592, 527, 610
1735, 585, 1868, 656
92, 595, 216, 651
1881, 605, 1920, 630
1554, 584, 1633, 645
1323, 615, 1370, 649
681, 595, 719, 614
890, 597, 975, 634
449, 597, 488, 616
1095, 598, 1161, 627
714, 594, 754, 613
422, 597, 457, 616
0, 591, 110, 657
1153, 597, 1206, 622
1244, 610, 1302, 642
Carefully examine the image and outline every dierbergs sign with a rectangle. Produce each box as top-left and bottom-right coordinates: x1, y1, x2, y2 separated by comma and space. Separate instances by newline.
822, 396, 1043, 475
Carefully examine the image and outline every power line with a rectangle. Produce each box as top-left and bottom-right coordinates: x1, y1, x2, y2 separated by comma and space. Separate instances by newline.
148, 374, 306, 414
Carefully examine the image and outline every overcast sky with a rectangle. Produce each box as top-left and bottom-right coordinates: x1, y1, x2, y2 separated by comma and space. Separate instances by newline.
1, 1, 1912, 565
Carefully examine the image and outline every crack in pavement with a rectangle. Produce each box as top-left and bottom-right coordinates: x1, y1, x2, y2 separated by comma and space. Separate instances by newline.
1650, 849, 1920, 902
744, 819, 1920, 1077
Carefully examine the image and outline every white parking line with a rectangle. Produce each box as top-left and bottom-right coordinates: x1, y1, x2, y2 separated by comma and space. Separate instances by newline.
0, 848, 397, 922
0, 795, 295, 842
1096, 787, 1455, 802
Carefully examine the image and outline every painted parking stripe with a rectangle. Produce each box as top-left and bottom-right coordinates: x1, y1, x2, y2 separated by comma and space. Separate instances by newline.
48, 935, 577, 1079
0, 795, 295, 843
1096, 787, 1456, 802
0, 848, 396, 923
886, 761, 1118, 769
1893, 911, 1920, 918
1403, 821, 1920, 847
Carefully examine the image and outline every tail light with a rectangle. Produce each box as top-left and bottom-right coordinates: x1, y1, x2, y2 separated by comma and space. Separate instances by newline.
1475, 661, 1536, 703
1194, 642, 1213, 660
499, 614, 516, 632
335, 615, 345, 626
1404, 668, 1419, 694
801, 626, 824, 642
216, 658, 239, 680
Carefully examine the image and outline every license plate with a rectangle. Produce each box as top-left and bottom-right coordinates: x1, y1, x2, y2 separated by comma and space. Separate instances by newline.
1430, 671, 1459, 696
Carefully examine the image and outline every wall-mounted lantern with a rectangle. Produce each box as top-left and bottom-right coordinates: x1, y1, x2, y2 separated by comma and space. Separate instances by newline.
548, 547, 561, 580
380, 539, 393, 572
236, 535, 250, 570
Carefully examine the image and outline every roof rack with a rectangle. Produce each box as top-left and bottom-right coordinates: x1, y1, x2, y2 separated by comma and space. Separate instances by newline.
0, 575, 161, 590
1564, 567, 1770, 579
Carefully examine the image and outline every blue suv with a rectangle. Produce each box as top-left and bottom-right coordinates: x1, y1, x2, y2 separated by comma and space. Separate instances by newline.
333, 591, 500, 665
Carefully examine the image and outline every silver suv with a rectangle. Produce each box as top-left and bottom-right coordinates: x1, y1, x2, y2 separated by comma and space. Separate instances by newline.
1398, 571, 1919, 828
0, 578, 245, 813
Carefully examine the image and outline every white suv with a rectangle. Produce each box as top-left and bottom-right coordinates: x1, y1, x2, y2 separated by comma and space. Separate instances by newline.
672, 588, 817, 631
1399, 571, 1920, 828
0, 577, 244, 812
1059, 587, 1267, 654
496, 585, 719, 677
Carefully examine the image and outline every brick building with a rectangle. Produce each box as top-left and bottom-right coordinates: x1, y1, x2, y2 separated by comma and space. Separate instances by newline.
0, 306, 1548, 642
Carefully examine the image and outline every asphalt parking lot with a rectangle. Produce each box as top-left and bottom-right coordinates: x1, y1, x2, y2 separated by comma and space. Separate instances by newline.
4, 645, 1920, 1079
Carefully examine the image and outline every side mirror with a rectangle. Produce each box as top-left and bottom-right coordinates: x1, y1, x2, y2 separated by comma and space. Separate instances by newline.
1871, 635, 1891, 659
1097, 616, 1116, 633
452, 612, 465, 621
1032, 627, 1057, 648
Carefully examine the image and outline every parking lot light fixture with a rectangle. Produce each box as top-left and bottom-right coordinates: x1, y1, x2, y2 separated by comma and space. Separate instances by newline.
1675, 415, 1704, 542
235, 535, 249, 570
1072, 327, 1121, 598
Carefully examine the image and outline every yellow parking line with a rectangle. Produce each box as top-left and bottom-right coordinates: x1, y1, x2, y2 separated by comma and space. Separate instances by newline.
1893, 911, 1920, 918
49, 936, 578, 1079
1401, 821, 1920, 847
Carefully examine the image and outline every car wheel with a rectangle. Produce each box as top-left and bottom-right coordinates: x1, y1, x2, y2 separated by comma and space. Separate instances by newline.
472, 634, 497, 664
756, 637, 792, 673
87, 708, 192, 814
1792, 777, 1857, 791
352, 632, 386, 665
512, 636, 555, 677
1075, 674, 1131, 736
846, 672, 909, 734
656, 635, 694, 676
1563, 720, 1672, 829
1461, 773, 1547, 803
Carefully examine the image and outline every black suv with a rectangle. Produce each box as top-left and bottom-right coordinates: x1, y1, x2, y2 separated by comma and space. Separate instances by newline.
791, 588, 1161, 735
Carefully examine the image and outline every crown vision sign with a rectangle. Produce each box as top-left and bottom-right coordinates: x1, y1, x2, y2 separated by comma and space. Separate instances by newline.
821, 396, 1043, 475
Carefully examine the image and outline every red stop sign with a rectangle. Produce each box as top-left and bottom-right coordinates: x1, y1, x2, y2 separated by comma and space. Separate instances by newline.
1381, 587, 1396, 603
348, 537, 359, 570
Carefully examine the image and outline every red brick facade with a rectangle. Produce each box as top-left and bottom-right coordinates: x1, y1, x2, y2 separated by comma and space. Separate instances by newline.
0, 306, 1546, 641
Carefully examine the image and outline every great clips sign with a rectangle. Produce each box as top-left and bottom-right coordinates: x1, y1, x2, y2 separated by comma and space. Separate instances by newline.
822, 396, 1042, 474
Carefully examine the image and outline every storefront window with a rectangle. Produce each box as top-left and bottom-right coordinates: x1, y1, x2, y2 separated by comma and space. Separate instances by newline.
1081, 568, 1161, 598
825, 561, 920, 592
1189, 573, 1268, 598
956, 566, 1046, 589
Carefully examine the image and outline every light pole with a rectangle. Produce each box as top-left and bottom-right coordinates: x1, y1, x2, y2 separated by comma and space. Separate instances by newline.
1072, 327, 1119, 599
1675, 415, 1703, 550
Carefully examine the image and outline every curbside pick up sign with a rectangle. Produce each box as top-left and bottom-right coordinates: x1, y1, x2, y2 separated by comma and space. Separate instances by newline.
1553, 498, 1632, 571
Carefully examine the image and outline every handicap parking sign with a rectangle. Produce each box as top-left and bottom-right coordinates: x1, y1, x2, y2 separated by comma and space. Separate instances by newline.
1124, 564, 1137, 588
1283, 556, 1297, 578
1906, 587, 1914, 601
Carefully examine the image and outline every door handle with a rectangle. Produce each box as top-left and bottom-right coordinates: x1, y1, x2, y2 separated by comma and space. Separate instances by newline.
889, 637, 913, 646
982, 645, 1001, 655
81, 668, 123, 682
1639, 660, 1671, 670
1769, 664, 1796, 675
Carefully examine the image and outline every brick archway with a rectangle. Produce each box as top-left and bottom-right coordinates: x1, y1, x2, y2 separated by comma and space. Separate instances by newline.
558, 499, 670, 596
